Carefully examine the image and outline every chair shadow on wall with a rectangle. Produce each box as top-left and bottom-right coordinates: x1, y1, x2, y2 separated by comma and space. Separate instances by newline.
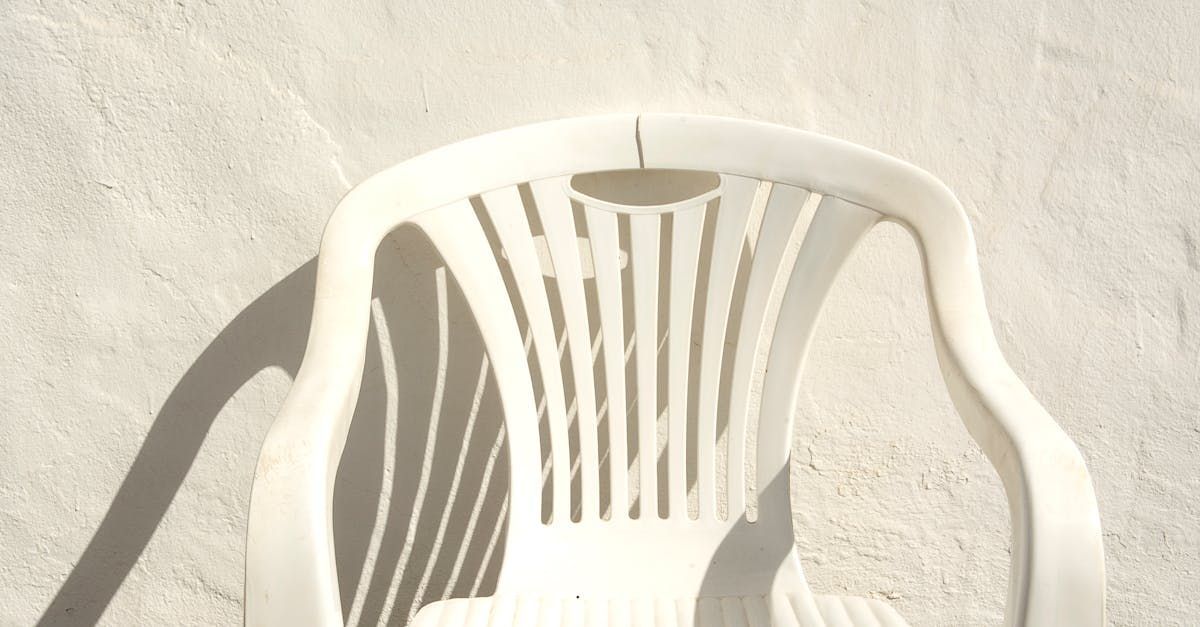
38, 179, 807, 626
37, 227, 512, 626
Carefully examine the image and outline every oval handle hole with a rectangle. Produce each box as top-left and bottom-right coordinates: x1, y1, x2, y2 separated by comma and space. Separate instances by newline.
567, 169, 721, 214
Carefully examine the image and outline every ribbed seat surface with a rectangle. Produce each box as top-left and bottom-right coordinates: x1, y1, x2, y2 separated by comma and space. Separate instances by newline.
410, 594, 908, 627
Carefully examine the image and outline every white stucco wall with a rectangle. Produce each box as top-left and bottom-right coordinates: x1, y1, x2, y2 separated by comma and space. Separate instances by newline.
2, 1, 1197, 625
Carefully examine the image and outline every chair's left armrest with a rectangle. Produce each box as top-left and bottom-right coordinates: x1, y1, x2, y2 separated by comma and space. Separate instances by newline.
882, 159, 1107, 625
913, 200, 1105, 624
938, 350, 1106, 626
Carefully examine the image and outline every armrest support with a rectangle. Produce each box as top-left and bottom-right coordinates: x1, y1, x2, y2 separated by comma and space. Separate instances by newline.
937, 336, 1106, 626
244, 363, 361, 626
907, 183, 1106, 625
245, 194, 381, 626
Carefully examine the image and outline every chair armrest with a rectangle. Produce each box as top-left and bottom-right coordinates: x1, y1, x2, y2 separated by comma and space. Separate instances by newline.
245, 199, 379, 626
910, 185, 1106, 624
937, 345, 1106, 625
244, 361, 360, 626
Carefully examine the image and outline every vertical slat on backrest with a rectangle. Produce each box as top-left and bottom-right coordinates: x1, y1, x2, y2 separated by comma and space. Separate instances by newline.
476, 186, 571, 523
584, 208, 629, 520
666, 202, 706, 518
695, 175, 759, 519
756, 197, 880, 521
412, 201, 541, 527
628, 213, 661, 518
725, 183, 811, 520
529, 178, 601, 522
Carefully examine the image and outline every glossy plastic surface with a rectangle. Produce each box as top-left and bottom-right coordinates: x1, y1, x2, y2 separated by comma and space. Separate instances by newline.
245, 114, 1105, 626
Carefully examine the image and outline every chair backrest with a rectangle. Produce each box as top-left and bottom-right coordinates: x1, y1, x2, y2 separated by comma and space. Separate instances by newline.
317, 114, 973, 599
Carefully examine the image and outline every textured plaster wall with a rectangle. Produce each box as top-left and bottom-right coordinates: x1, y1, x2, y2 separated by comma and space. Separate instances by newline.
2, 1, 1197, 625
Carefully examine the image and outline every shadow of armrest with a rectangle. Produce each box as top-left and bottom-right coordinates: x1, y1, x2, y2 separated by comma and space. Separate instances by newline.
36, 258, 316, 626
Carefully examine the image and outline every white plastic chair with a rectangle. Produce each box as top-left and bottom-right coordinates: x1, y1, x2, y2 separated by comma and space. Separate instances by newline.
246, 114, 1104, 626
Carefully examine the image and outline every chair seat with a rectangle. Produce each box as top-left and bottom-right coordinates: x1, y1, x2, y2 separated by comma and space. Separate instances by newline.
410, 593, 909, 626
